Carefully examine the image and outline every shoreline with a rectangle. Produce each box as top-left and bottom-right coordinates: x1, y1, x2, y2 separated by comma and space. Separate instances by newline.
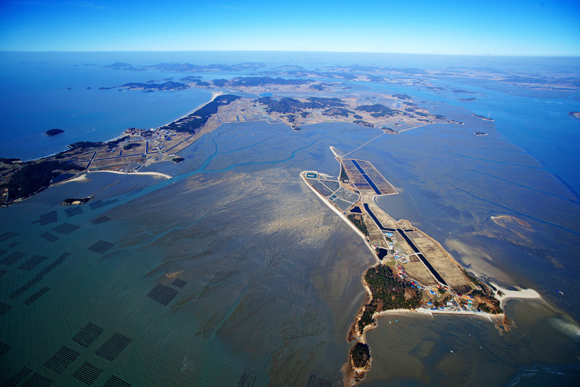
15, 90, 218, 164
157, 90, 223, 129
87, 170, 172, 179
299, 171, 378, 259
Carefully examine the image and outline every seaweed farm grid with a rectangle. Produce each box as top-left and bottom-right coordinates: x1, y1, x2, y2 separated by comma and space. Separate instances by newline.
342, 159, 398, 195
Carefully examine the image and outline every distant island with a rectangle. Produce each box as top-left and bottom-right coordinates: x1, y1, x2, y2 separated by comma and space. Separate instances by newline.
473, 114, 495, 122
61, 197, 92, 205
100, 76, 314, 92
120, 81, 188, 91
459, 98, 477, 102
44, 129, 64, 137
103, 61, 265, 73
452, 89, 475, 94
474, 131, 488, 136
392, 93, 412, 100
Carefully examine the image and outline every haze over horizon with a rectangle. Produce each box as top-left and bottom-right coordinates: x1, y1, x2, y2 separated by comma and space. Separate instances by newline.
1, 0, 579, 56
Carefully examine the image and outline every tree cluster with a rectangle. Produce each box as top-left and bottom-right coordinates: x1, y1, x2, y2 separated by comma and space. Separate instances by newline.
355, 104, 397, 117
358, 265, 421, 332
350, 343, 371, 368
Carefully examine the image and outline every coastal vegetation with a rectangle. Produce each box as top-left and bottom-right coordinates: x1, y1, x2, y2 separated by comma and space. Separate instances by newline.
353, 120, 374, 128
258, 96, 345, 114
350, 343, 371, 368
357, 265, 421, 333
0, 160, 83, 205
340, 166, 348, 182
123, 143, 141, 150
323, 107, 352, 117
0, 158, 20, 165
68, 136, 129, 150
258, 97, 305, 113
347, 214, 369, 236
164, 94, 241, 134
355, 104, 397, 117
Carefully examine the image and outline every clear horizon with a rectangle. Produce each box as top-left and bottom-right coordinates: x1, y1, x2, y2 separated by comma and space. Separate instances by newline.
1, 0, 579, 56
2, 50, 580, 58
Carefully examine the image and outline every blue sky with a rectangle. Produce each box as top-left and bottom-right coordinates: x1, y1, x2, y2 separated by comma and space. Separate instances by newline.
1, 0, 579, 55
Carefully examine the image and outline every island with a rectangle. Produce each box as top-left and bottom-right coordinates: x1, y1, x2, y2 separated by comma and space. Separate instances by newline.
119, 81, 188, 91
61, 197, 91, 205
300, 154, 507, 384
474, 131, 488, 136
103, 62, 265, 73
44, 129, 64, 137
473, 114, 495, 121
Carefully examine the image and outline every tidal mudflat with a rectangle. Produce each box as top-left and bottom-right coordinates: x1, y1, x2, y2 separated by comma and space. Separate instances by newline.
1, 118, 579, 386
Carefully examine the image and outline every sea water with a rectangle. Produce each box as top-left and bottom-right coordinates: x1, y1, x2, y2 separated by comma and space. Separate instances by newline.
1, 52, 580, 386
0, 53, 214, 161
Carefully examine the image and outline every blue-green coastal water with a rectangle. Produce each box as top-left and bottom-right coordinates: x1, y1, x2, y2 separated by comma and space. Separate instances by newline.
1, 52, 580, 386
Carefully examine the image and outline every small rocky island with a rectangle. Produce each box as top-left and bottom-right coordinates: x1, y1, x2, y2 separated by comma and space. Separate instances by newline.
473, 114, 494, 121
44, 129, 64, 137
61, 197, 92, 206
474, 131, 488, 136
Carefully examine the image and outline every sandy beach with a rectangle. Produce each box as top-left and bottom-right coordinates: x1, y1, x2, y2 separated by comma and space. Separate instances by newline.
88, 170, 172, 179
156, 91, 224, 130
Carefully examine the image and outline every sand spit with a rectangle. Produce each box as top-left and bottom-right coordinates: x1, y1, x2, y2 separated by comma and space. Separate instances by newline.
491, 215, 533, 231
491, 282, 542, 309
57, 174, 90, 184
88, 170, 172, 179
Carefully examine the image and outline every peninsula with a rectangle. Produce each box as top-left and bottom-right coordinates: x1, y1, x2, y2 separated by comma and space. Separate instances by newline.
0, 93, 240, 206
